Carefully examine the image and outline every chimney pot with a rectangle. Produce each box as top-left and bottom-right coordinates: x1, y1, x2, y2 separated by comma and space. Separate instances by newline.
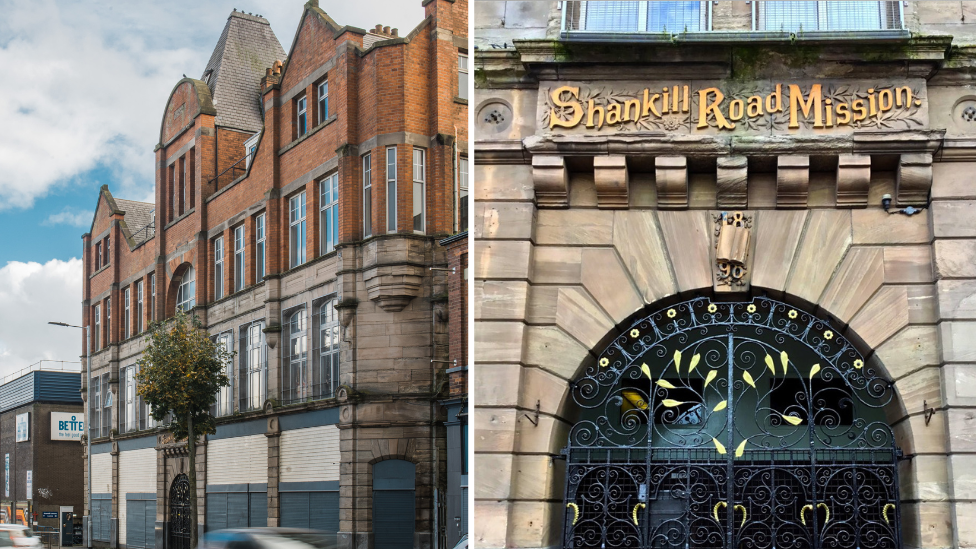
392, 28, 398, 36
375, 24, 382, 32
266, 68, 272, 77
383, 26, 391, 35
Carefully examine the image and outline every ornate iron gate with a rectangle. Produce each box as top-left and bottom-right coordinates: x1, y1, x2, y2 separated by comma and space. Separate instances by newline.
169, 474, 191, 549
563, 298, 901, 549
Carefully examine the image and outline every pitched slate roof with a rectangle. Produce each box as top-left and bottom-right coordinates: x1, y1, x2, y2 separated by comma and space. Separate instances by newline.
202, 11, 286, 133
115, 199, 155, 246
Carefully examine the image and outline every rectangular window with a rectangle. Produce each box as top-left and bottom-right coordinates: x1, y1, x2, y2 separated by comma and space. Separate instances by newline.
756, 1, 899, 31
318, 81, 329, 124
575, 1, 707, 32
319, 174, 339, 254
214, 236, 225, 300
136, 281, 144, 334
413, 149, 426, 233
106, 298, 111, 344
104, 236, 110, 266
296, 96, 308, 137
150, 273, 156, 322
101, 374, 111, 438
386, 147, 397, 233
234, 226, 245, 292
90, 374, 101, 436
122, 366, 136, 433
256, 214, 266, 282
215, 334, 233, 417
94, 242, 101, 270
289, 193, 307, 268
241, 322, 267, 412
363, 153, 372, 238
458, 54, 468, 100
459, 156, 468, 231
123, 287, 130, 339
93, 306, 101, 351
181, 155, 187, 214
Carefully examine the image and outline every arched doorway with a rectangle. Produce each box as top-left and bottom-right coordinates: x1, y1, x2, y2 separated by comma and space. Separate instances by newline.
563, 297, 901, 549
169, 474, 191, 549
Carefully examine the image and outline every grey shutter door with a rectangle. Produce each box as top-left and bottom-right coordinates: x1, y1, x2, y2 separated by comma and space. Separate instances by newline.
248, 493, 267, 527
102, 501, 112, 542
310, 492, 339, 539
145, 501, 156, 549
91, 502, 100, 541
127, 500, 145, 549
373, 491, 415, 549
280, 493, 310, 529
461, 487, 468, 534
227, 493, 249, 529
206, 494, 227, 532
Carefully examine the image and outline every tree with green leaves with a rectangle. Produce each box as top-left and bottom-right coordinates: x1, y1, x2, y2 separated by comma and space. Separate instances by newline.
137, 310, 231, 549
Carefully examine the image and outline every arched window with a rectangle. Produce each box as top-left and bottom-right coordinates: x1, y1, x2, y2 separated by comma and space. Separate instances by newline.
317, 300, 340, 398
562, 297, 901, 549
283, 309, 308, 404
373, 460, 415, 549
175, 266, 195, 312
241, 321, 267, 412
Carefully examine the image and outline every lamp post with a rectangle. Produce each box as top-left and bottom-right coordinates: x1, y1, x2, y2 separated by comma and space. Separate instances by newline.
48, 321, 90, 549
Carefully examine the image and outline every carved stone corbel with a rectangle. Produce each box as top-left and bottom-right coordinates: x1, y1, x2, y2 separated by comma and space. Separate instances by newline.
836, 154, 871, 208
532, 155, 568, 207
896, 153, 932, 206
655, 156, 688, 209
777, 155, 810, 208
335, 299, 358, 341
716, 156, 748, 208
593, 156, 629, 209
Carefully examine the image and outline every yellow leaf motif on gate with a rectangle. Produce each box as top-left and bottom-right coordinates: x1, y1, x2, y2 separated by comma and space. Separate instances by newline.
688, 353, 701, 374
641, 363, 652, 379
712, 438, 727, 454
781, 351, 789, 375
743, 371, 756, 388
713, 400, 728, 412
713, 501, 727, 522
883, 503, 895, 525
656, 379, 677, 389
735, 439, 747, 458
704, 370, 717, 388
661, 399, 685, 408
567, 503, 579, 526
810, 363, 821, 380
781, 414, 803, 426
765, 354, 776, 375
674, 350, 682, 374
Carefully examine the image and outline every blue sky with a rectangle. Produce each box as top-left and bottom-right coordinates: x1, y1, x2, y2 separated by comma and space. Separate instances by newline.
0, 0, 427, 373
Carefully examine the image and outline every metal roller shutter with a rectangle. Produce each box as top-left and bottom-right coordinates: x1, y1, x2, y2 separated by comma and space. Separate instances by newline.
127, 501, 145, 549
206, 495, 227, 532
248, 493, 267, 528
279, 493, 309, 529
461, 487, 468, 533
311, 492, 339, 544
145, 501, 156, 549
226, 493, 248, 529
373, 491, 414, 549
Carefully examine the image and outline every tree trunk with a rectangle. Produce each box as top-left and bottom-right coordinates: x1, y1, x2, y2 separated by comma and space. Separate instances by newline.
188, 412, 198, 549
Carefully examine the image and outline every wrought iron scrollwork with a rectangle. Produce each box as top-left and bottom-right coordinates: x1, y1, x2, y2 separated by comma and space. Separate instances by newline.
562, 297, 902, 549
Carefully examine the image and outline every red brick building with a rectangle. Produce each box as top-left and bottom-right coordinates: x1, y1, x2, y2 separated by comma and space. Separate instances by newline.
80, 1, 468, 548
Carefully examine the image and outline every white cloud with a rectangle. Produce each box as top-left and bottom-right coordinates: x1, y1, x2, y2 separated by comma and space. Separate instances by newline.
0, 258, 82, 377
43, 208, 93, 228
0, 0, 427, 211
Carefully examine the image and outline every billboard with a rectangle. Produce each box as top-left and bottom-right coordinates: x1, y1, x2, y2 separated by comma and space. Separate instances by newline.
51, 413, 84, 441
15, 413, 28, 442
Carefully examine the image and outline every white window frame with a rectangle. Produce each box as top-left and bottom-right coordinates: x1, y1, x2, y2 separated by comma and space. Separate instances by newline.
459, 156, 468, 230
243, 321, 267, 412
318, 299, 340, 399
289, 192, 307, 268
753, 1, 897, 31
136, 280, 144, 334
256, 214, 266, 282
176, 266, 195, 312
387, 146, 397, 233
91, 375, 101, 436
244, 132, 261, 169
320, 173, 339, 254
288, 309, 308, 402
150, 273, 156, 322
363, 153, 373, 238
234, 225, 245, 293
93, 305, 101, 351
577, 1, 710, 33
318, 80, 329, 124
413, 148, 426, 234
106, 297, 111, 344
123, 287, 130, 339
122, 365, 136, 433
215, 333, 233, 417
458, 53, 468, 100
214, 236, 224, 300
296, 95, 308, 137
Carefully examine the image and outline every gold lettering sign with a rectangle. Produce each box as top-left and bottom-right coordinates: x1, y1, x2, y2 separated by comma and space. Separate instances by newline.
541, 81, 926, 133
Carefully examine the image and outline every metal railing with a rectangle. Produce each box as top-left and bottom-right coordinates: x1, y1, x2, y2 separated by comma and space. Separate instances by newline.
560, 1, 903, 35
130, 219, 155, 243
2, 360, 80, 385
209, 153, 250, 190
